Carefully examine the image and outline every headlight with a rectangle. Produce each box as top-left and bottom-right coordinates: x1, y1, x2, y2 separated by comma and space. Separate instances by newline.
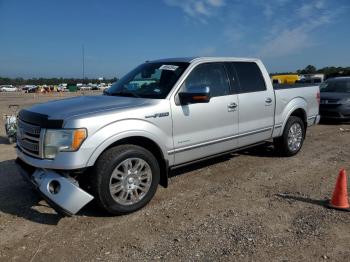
344, 98, 350, 104
44, 129, 87, 159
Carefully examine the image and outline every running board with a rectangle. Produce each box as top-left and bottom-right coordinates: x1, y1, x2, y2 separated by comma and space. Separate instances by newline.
170, 141, 267, 170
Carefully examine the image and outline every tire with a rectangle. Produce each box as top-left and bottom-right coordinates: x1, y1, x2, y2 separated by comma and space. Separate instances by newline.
90, 145, 160, 215
274, 116, 305, 157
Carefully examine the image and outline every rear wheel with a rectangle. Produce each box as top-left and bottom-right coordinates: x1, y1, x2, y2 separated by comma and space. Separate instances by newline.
91, 145, 160, 215
274, 116, 305, 157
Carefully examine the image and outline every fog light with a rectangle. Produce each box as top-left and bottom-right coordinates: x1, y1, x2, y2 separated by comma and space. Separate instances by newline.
48, 180, 61, 195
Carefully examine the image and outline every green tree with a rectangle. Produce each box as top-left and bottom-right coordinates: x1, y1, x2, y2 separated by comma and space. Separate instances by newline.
300, 65, 317, 74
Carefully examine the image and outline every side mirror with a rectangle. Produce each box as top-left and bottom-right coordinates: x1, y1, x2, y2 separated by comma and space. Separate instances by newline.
178, 86, 211, 104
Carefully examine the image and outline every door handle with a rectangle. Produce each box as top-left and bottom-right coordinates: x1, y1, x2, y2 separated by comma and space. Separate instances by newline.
227, 102, 238, 109
265, 97, 273, 104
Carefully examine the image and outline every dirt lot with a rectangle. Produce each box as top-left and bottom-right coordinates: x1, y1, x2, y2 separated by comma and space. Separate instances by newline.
0, 93, 349, 261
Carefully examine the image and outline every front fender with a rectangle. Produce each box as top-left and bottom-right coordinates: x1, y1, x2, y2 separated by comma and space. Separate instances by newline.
84, 119, 173, 167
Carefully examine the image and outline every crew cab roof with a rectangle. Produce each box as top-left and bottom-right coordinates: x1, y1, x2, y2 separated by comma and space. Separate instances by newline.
149, 57, 261, 64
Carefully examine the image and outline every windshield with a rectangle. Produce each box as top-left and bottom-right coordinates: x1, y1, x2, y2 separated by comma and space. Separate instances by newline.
106, 62, 189, 99
320, 79, 350, 93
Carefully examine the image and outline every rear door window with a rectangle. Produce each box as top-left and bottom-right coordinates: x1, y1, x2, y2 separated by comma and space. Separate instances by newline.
232, 62, 266, 93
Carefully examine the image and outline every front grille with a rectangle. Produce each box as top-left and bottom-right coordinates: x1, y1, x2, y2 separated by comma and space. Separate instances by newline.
18, 119, 41, 135
17, 119, 42, 158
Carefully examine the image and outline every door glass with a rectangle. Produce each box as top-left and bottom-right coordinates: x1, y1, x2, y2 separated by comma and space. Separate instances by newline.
233, 62, 266, 93
224, 63, 239, 94
181, 63, 230, 97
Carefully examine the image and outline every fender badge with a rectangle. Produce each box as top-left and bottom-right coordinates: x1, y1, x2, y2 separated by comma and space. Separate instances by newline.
145, 112, 169, 118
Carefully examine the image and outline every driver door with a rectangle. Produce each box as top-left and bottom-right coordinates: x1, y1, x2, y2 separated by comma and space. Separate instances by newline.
171, 62, 239, 165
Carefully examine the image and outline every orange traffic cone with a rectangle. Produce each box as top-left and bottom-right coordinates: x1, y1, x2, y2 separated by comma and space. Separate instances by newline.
326, 169, 350, 212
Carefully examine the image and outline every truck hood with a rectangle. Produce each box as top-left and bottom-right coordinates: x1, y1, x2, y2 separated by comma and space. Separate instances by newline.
24, 95, 149, 120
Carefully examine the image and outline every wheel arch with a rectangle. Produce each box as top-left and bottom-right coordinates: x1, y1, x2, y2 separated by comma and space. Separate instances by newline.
280, 97, 308, 134
289, 108, 307, 131
88, 135, 169, 188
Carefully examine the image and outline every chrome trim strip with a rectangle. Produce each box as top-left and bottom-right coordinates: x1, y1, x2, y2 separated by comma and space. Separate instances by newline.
171, 142, 266, 170
21, 133, 40, 142
168, 126, 272, 155
18, 119, 41, 135
18, 139, 39, 152
17, 145, 41, 158
274, 124, 282, 129
39, 128, 46, 159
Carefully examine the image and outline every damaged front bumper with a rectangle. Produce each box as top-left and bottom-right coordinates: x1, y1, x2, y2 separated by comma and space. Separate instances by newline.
16, 158, 94, 216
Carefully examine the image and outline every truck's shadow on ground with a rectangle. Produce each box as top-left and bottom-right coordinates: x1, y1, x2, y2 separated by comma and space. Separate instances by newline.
0, 159, 63, 225
0, 136, 10, 145
0, 143, 294, 223
240, 143, 277, 158
169, 154, 236, 178
170, 143, 276, 179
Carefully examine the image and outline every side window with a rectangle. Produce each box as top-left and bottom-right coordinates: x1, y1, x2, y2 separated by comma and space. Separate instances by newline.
181, 63, 230, 97
224, 62, 239, 94
233, 62, 266, 93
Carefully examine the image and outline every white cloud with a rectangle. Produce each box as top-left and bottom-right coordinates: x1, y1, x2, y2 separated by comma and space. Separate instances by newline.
297, 0, 326, 18
223, 27, 244, 44
163, 0, 225, 23
194, 1, 209, 16
259, 27, 312, 57
257, 0, 292, 19
163, 0, 346, 59
257, 0, 342, 58
206, 0, 225, 7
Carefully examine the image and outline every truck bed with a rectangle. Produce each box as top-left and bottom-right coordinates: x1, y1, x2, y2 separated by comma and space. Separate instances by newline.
273, 83, 320, 90
272, 84, 320, 137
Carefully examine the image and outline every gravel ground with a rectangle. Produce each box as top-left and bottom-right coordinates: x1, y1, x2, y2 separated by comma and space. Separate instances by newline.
0, 93, 349, 261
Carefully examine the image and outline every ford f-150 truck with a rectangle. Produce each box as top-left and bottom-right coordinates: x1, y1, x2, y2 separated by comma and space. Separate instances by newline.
15, 57, 320, 215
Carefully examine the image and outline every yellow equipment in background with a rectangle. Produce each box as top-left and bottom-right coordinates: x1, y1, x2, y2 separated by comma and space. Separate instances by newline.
271, 74, 300, 84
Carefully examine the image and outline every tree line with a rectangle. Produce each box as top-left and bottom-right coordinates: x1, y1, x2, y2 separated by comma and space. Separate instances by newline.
0, 77, 118, 86
272, 65, 350, 79
2, 64, 350, 86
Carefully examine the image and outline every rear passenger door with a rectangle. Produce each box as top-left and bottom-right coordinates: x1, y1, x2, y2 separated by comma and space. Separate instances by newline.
229, 62, 275, 147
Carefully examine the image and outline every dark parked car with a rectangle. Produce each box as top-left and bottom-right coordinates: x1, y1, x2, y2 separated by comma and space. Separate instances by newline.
25, 86, 38, 93
319, 77, 350, 120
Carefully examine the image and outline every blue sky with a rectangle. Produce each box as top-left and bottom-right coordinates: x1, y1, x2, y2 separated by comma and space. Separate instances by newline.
0, 0, 349, 78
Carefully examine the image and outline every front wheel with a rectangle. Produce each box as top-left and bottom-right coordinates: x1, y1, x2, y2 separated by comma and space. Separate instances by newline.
274, 116, 305, 157
91, 145, 160, 215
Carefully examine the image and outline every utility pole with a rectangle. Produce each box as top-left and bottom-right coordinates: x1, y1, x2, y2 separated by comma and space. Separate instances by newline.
82, 44, 85, 82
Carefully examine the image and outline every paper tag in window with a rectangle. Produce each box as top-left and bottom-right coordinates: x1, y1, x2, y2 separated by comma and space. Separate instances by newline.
159, 65, 179, 71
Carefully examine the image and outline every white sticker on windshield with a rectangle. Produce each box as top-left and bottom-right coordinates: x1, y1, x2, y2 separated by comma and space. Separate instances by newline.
159, 65, 179, 71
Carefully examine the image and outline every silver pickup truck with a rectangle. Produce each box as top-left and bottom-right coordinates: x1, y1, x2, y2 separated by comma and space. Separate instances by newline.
16, 57, 320, 215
